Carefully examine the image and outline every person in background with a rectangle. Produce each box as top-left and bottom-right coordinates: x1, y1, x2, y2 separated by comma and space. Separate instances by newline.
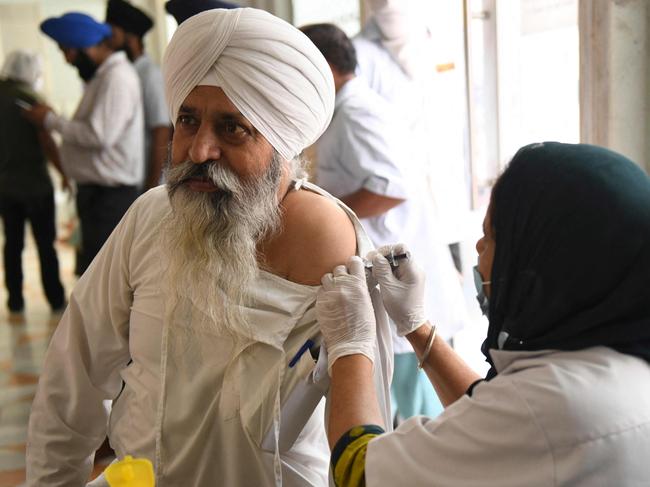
26, 8, 394, 486
106, 0, 172, 190
316, 142, 650, 486
22, 12, 144, 276
0, 51, 67, 313
354, 0, 470, 273
302, 22, 467, 422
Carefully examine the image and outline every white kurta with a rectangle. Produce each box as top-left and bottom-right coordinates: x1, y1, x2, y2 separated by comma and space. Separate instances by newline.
27, 184, 393, 487
366, 347, 650, 486
316, 77, 467, 345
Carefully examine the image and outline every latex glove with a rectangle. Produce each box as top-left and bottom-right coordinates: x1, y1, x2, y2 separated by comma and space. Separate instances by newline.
316, 256, 376, 374
369, 243, 427, 336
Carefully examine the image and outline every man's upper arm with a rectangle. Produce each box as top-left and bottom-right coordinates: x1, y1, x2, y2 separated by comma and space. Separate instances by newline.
283, 190, 356, 285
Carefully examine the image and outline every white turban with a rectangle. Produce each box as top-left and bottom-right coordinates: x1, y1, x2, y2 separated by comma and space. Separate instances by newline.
163, 8, 335, 160
1, 50, 43, 90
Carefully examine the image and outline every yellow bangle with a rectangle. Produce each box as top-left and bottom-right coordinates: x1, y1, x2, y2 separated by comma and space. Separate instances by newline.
417, 325, 437, 369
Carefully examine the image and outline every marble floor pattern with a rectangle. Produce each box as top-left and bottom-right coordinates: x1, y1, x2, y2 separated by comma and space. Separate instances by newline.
0, 228, 110, 486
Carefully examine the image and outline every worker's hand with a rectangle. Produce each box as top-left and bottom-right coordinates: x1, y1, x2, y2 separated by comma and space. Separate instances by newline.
369, 243, 427, 336
316, 256, 376, 374
21, 103, 52, 128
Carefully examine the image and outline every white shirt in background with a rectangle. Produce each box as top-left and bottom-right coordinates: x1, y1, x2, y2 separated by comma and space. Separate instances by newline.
354, 20, 470, 247
317, 77, 467, 345
133, 54, 169, 178
45, 51, 144, 187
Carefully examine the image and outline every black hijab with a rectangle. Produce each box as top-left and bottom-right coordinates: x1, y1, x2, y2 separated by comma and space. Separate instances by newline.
482, 142, 650, 378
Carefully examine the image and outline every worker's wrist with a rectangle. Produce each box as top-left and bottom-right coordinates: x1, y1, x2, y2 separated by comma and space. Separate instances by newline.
406, 321, 431, 341
330, 352, 374, 376
417, 324, 437, 369
406, 321, 433, 354
395, 308, 427, 336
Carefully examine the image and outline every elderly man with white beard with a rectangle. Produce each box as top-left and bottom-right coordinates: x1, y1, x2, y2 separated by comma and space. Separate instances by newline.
26, 7, 394, 487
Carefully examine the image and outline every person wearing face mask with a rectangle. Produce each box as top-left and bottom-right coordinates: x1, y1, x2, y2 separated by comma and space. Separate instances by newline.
316, 142, 650, 486
22, 12, 144, 276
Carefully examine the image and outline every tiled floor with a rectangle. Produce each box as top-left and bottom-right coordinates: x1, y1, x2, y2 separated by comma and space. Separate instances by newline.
0, 227, 110, 486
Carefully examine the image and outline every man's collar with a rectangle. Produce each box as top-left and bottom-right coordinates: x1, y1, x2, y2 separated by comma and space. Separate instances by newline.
334, 76, 361, 111
96, 50, 128, 77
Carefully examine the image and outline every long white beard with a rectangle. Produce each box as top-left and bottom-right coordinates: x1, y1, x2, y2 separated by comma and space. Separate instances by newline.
159, 153, 283, 339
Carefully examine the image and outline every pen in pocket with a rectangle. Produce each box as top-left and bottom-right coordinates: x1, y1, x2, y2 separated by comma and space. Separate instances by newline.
289, 339, 315, 368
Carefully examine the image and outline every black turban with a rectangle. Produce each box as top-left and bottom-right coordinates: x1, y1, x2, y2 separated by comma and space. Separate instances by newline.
165, 0, 238, 25
106, 0, 154, 37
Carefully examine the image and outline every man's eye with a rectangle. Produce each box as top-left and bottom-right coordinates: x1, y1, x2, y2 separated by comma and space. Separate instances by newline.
223, 121, 246, 135
218, 120, 250, 140
177, 114, 196, 125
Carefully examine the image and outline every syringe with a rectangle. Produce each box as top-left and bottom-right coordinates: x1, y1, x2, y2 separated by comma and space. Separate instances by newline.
363, 251, 410, 271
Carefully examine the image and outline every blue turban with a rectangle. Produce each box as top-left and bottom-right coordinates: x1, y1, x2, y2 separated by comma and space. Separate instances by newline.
40, 12, 112, 49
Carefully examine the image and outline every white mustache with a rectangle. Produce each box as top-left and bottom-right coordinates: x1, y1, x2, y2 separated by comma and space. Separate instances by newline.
167, 160, 242, 196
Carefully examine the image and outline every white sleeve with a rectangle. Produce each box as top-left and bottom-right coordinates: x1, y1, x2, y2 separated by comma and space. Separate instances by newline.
46, 68, 140, 150
26, 202, 139, 486
339, 104, 409, 200
142, 65, 170, 129
365, 378, 554, 487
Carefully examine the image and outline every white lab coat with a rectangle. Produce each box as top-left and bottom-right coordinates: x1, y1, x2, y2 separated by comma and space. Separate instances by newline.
316, 77, 467, 346
27, 184, 393, 487
366, 347, 650, 486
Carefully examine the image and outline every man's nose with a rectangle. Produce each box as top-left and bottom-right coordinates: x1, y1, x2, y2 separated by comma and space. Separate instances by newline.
188, 123, 222, 164
475, 236, 484, 254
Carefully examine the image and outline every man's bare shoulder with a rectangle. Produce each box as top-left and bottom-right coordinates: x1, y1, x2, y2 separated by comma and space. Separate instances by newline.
267, 189, 356, 286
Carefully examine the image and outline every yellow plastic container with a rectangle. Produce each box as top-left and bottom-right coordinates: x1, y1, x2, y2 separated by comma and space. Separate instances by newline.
105, 455, 155, 487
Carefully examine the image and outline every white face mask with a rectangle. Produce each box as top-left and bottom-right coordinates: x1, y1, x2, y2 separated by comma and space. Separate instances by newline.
473, 265, 490, 316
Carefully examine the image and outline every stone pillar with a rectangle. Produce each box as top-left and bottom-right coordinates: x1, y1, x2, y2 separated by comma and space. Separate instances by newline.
580, 0, 650, 171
